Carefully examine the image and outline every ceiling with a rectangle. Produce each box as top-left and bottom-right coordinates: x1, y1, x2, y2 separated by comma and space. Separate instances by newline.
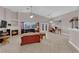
3, 6, 78, 18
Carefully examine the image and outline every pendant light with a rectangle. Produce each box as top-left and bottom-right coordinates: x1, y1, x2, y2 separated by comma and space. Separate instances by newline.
30, 6, 33, 19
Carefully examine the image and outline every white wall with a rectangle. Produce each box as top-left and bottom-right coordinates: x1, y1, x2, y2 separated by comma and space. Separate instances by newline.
53, 10, 78, 28
0, 7, 5, 20
51, 10, 78, 35
0, 7, 17, 20
0, 7, 18, 31
5, 8, 17, 20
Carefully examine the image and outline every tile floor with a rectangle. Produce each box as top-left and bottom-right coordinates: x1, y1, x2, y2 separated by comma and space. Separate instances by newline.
0, 32, 78, 53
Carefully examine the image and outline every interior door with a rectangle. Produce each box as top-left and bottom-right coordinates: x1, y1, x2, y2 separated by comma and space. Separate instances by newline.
40, 23, 48, 32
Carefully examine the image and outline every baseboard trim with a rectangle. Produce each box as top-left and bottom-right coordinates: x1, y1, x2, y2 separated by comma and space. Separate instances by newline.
69, 41, 79, 51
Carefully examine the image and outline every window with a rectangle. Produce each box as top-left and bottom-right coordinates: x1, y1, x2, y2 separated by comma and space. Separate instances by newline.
45, 24, 47, 31
42, 24, 44, 31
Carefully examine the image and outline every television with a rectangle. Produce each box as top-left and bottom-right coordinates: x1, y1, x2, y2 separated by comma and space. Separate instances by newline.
0, 20, 7, 28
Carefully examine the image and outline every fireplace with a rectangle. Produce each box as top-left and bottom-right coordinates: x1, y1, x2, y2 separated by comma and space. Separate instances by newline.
12, 30, 18, 36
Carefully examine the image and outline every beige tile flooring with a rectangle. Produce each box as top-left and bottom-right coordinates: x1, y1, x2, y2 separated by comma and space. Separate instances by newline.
0, 32, 79, 53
